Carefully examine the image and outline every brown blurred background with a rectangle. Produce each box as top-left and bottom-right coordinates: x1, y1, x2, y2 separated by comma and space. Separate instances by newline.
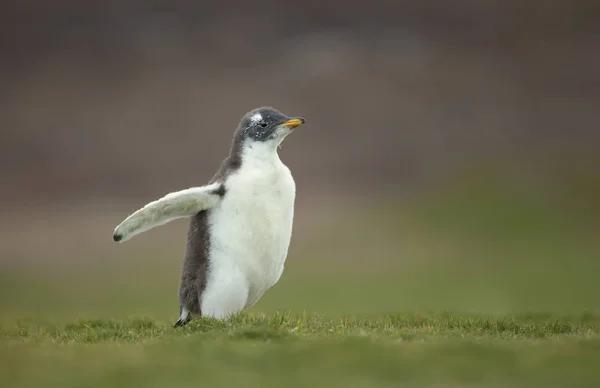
1, 1, 599, 322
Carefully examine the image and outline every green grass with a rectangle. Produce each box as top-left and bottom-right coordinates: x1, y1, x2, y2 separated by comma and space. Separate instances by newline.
1, 173, 599, 387
2, 313, 600, 387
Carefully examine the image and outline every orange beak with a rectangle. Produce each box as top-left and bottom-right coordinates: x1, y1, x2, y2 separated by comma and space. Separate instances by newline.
280, 118, 306, 128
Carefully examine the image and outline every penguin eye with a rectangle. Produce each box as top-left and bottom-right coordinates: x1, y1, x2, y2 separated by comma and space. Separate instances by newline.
259, 122, 267, 128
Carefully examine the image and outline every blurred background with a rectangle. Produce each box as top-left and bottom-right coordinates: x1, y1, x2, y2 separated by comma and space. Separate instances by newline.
1, 0, 599, 324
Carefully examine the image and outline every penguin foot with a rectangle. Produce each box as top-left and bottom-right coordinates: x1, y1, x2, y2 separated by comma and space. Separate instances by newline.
173, 308, 191, 328
173, 317, 190, 328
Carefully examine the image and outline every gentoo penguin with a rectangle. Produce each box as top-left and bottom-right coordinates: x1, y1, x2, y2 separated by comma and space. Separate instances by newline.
112, 107, 305, 327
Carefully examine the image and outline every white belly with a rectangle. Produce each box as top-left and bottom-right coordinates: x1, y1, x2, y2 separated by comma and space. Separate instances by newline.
202, 158, 296, 314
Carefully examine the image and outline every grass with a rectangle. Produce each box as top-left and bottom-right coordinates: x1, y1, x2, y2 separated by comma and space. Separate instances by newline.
1, 173, 599, 387
6, 312, 598, 343
2, 313, 600, 387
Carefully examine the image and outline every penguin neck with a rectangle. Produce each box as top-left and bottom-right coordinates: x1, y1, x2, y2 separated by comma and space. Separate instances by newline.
239, 141, 281, 166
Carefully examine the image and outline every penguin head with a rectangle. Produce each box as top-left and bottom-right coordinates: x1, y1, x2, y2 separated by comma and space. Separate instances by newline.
234, 107, 305, 151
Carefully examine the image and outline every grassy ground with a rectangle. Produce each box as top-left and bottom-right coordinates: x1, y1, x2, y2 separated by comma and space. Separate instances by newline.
2, 313, 600, 387
1, 174, 599, 387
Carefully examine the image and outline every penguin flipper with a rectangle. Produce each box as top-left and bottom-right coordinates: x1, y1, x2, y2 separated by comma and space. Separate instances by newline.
112, 182, 225, 243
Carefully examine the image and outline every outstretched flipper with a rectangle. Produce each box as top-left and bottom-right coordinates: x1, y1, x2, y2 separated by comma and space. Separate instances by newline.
113, 182, 224, 243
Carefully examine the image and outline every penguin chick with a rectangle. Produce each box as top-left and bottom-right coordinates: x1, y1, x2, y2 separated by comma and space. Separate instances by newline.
113, 107, 306, 327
